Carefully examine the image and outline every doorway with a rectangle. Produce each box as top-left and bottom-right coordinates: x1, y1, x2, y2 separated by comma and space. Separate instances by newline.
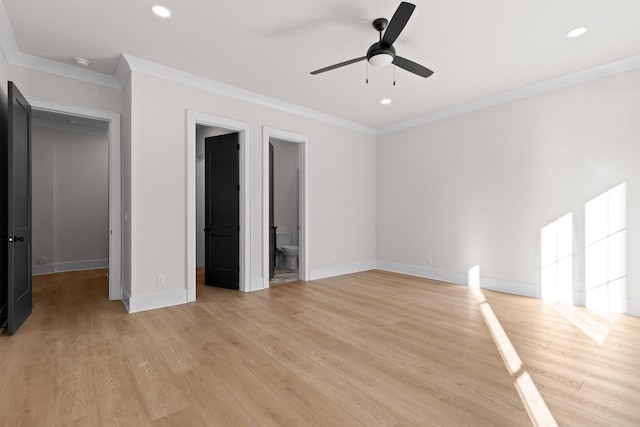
31, 111, 109, 277
187, 111, 251, 298
26, 98, 121, 302
197, 129, 240, 289
262, 127, 310, 288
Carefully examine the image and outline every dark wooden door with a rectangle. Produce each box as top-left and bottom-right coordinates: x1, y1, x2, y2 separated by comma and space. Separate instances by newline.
3, 82, 32, 335
204, 133, 239, 289
269, 142, 275, 280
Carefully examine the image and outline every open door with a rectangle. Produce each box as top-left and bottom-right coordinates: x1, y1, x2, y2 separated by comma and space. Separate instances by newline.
269, 142, 275, 280
204, 133, 239, 289
2, 82, 32, 335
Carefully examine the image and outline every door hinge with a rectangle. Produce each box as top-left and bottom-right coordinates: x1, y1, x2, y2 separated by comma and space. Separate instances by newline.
237, 143, 240, 150
237, 265, 240, 273
237, 225, 240, 232
237, 184, 240, 191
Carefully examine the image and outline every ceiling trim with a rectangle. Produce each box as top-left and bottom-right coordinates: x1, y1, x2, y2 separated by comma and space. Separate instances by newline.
378, 54, 640, 135
3, 1, 640, 137
0, 2, 121, 89
121, 54, 377, 135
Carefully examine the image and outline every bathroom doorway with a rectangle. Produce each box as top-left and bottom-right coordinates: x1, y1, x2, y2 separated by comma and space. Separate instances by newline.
262, 127, 309, 287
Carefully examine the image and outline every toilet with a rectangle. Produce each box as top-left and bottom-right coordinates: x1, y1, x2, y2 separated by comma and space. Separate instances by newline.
276, 231, 299, 269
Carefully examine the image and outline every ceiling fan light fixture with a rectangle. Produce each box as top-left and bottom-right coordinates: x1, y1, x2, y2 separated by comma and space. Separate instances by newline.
368, 53, 394, 68
381, 98, 391, 105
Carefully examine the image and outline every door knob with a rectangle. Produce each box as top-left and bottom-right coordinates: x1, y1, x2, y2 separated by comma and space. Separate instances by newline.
203, 227, 211, 232
8, 236, 24, 242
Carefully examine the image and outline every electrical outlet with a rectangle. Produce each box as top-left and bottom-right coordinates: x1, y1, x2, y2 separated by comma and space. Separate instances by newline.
157, 275, 166, 287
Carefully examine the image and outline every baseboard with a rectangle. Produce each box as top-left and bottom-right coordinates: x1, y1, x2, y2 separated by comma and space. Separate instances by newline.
32, 259, 108, 275
250, 277, 268, 292
627, 300, 640, 316
127, 288, 189, 313
376, 260, 537, 298
122, 287, 131, 312
376, 260, 468, 285
377, 260, 640, 316
309, 260, 377, 281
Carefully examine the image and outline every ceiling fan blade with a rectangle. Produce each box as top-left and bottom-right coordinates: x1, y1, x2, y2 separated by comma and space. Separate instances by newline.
393, 56, 434, 78
381, 2, 416, 48
310, 56, 367, 75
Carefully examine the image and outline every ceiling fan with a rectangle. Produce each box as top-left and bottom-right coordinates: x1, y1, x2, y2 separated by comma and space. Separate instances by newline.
310, 2, 434, 79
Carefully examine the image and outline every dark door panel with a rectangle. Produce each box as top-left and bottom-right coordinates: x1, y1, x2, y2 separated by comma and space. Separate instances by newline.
6, 81, 32, 335
269, 142, 275, 280
204, 133, 239, 289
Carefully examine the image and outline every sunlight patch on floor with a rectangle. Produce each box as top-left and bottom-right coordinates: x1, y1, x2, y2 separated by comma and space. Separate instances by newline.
554, 303, 610, 345
469, 266, 558, 426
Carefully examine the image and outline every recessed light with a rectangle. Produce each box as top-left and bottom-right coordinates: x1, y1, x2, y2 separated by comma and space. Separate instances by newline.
567, 27, 587, 38
151, 5, 171, 18
74, 57, 90, 67
381, 98, 391, 105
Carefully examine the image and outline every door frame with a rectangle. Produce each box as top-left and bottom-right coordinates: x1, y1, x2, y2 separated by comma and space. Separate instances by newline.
262, 126, 310, 287
186, 111, 251, 298
26, 97, 122, 301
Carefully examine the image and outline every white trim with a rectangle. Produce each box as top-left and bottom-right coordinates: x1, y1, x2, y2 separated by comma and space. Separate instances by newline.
376, 260, 537, 297
573, 291, 587, 308
115, 55, 131, 87
627, 300, 640, 317
310, 260, 376, 281
127, 288, 188, 313
122, 287, 131, 312
0, 2, 122, 89
186, 111, 251, 298
12, 52, 121, 89
262, 127, 310, 287
125, 54, 375, 135
26, 97, 122, 302
32, 259, 108, 275
378, 54, 640, 135
376, 260, 468, 285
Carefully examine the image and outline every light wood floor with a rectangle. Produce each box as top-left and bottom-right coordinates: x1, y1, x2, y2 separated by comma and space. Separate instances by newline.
1, 269, 639, 426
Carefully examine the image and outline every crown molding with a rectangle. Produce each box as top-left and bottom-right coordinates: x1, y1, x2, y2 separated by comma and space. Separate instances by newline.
4, 1, 640, 137
378, 54, 640, 135
121, 54, 377, 135
0, 2, 121, 89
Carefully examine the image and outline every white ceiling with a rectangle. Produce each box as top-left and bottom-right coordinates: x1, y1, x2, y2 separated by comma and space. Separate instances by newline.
4, 0, 640, 128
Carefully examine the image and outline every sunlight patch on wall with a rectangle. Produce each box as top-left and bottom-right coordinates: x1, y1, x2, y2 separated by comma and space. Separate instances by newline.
540, 213, 573, 304
585, 183, 627, 313
468, 265, 480, 289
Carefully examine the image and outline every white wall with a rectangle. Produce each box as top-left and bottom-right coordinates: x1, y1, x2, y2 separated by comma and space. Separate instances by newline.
127, 71, 376, 306
271, 139, 298, 245
377, 69, 640, 314
195, 125, 234, 267
8, 65, 123, 114
31, 128, 54, 266
31, 126, 109, 273
0, 44, 7, 103
122, 75, 132, 304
